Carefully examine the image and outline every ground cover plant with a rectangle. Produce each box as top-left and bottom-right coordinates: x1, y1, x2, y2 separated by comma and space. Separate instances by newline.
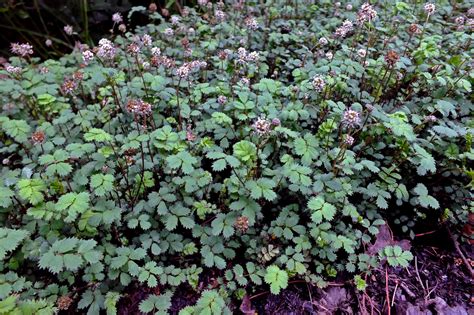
0, 0, 473, 314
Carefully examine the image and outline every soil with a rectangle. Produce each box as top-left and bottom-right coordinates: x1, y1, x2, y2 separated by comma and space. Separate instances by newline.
246, 227, 473, 315
116, 224, 473, 314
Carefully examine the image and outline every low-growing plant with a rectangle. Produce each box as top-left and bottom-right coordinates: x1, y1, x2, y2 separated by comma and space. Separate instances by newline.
0, 0, 473, 313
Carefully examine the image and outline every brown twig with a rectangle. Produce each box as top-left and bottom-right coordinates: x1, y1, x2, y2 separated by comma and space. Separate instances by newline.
385, 266, 391, 315
447, 227, 474, 278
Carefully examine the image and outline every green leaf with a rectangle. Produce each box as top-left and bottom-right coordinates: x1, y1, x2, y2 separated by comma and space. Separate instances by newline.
264, 265, 288, 295
2, 119, 31, 142
0, 187, 14, 208
308, 196, 336, 223
84, 128, 112, 143
233, 140, 256, 162
166, 151, 197, 175
0, 228, 29, 260
17, 179, 46, 205
90, 174, 115, 196
55, 192, 90, 222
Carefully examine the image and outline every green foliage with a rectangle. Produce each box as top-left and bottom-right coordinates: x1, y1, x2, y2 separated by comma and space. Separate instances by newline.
264, 265, 289, 295
0, 0, 472, 313
379, 246, 414, 268
0, 229, 29, 261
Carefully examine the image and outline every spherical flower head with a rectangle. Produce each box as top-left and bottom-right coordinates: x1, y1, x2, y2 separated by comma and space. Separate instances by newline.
186, 125, 197, 141
97, 38, 116, 60
112, 12, 123, 23
45, 39, 52, 47
137, 100, 152, 116
73, 71, 83, 81
31, 130, 46, 145
164, 28, 174, 36
357, 48, 367, 58
455, 16, 465, 25
467, 18, 474, 30
325, 51, 334, 60
425, 115, 437, 122
61, 79, 77, 95
142, 34, 152, 47
272, 118, 281, 126
344, 135, 355, 146
312, 75, 326, 92
198, 0, 208, 6
252, 117, 272, 136
357, 2, 377, 24
82, 50, 94, 64
424, 3, 436, 16
126, 99, 140, 113
342, 20, 354, 31
245, 17, 259, 30
469, 8, 474, 17
215, 9, 226, 22
127, 43, 141, 55
4, 64, 22, 75
170, 15, 180, 25
247, 51, 260, 62
342, 109, 361, 128
236, 47, 248, 63
151, 47, 161, 56
10, 42, 34, 57
240, 77, 250, 86
176, 64, 190, 79
334, 20, 353, 38
319, 37, 328, 46
217, 95, 227, 105
64, 25, 74, 35
346, 4, 353, 10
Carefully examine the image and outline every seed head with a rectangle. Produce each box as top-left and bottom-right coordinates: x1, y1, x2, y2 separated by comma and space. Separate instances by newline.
408, 24, 421, 34
31, 130, 46, 145
234, 216, 249, 232
57, 296, 73, 311
118, 24, 127, 33
385, 50, 399, 68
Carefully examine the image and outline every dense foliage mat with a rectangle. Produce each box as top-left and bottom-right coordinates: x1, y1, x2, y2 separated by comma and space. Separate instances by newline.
0, 1, 473, 314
